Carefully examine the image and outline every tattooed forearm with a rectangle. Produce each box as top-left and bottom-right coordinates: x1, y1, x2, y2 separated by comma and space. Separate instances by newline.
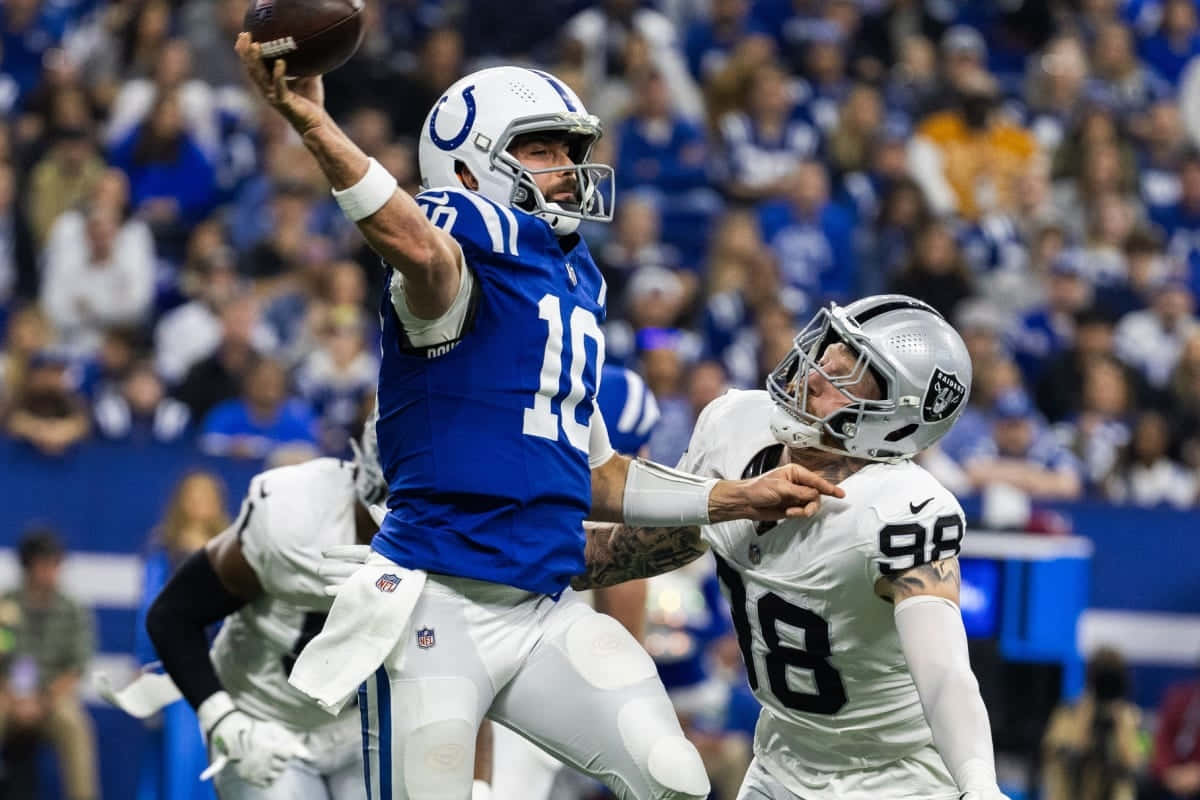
883, 558, 961, 603
572, 523, 707, 590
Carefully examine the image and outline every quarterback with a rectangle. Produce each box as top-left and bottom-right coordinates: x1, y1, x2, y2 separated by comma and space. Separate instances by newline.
234, 35, 840, 800
575, 295, 1008, 800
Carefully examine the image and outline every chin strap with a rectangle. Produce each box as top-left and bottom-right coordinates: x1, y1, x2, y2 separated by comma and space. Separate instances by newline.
768, 405, 823, 449
768, 405, 909, 464
536, 202, 580, 236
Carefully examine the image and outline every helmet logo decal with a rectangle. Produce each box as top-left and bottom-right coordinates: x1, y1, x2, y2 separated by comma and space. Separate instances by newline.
527, 68, 577, 111
428, 85, 477, 151
922, 368, 966, 422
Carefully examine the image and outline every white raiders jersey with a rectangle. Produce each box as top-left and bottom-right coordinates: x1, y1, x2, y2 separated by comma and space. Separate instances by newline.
210, 457, 363, 732
678, 390, 966, 782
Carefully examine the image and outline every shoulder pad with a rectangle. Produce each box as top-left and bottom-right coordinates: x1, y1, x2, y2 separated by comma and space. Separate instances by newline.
677, 389, 778, 478
415, 188, 522, 258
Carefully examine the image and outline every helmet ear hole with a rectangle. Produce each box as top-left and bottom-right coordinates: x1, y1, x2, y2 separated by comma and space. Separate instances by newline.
828, 410, 856, 437
453, 160, 478, 190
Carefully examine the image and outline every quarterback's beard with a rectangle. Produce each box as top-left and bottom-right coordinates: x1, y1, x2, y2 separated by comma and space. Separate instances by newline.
546, 179, 579, 207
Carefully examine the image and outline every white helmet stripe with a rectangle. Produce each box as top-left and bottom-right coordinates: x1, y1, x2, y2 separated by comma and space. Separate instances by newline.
498, 203, 520, 255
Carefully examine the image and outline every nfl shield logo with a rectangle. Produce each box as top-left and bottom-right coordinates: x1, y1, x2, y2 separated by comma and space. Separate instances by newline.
416, 627, 436, 649
375, 573, 401, 593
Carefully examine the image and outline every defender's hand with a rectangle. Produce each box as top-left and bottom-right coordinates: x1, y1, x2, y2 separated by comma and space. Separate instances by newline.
708, 464, 845, 523
235, 32, 326, 134
204, 706, 313, 787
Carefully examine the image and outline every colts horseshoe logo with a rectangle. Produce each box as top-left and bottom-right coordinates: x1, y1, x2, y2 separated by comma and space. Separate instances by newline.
428, 85, 477, 151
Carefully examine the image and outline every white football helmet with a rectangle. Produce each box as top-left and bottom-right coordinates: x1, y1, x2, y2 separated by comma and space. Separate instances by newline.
767, 295, 972, 462
417, 66, 614, 236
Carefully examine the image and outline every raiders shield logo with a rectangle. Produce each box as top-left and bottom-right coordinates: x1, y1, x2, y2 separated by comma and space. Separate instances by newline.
922, 368, 966, 422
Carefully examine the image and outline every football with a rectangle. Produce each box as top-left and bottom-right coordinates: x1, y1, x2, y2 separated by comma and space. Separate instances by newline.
244, 0, 365, 78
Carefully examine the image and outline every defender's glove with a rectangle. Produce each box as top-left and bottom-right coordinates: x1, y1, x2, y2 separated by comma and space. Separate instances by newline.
197, 691, 313, 787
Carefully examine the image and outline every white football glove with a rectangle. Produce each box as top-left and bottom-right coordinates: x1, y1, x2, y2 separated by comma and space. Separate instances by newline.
197, 692, 313, 787
318, 544, 372, 597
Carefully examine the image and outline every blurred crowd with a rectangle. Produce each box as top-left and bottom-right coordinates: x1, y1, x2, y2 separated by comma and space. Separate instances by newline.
10, 1, 1200, 796
7, 0, 1200, 507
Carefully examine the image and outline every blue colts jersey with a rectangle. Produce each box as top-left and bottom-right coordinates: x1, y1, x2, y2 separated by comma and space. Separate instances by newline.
372, 188, 607, 595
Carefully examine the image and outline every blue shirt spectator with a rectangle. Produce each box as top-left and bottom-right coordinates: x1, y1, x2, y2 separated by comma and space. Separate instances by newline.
793, 22, 853, 135
1005, 251, 1094, 384
199, 358, 317, 458
717, 61, 820, 202
757, 161, 857, 304
1151, 153, 1200, 293
684, 0, 768, 82
964, 390, 1085, 500
132, 472, 229, 800
615, 68, 719, 265
1137, 0, 1200, 86
617, 80, 709, 196
109, 92, 219, 235
0, 0, 67, 108
1088, 20, 1173, 116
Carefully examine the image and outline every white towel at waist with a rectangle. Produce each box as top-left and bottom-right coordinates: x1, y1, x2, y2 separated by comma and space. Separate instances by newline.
289, 553, 426, 716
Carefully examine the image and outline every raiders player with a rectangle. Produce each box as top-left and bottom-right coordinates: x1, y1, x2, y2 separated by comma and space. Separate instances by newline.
573, 295, 1009, 800
141, 415, 493, 799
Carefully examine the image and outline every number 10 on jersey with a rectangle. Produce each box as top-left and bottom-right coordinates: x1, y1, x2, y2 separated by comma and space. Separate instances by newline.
523, 294, 604, 453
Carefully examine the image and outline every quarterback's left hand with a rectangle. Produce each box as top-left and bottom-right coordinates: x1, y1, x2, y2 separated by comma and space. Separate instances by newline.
709, 464, 845, 522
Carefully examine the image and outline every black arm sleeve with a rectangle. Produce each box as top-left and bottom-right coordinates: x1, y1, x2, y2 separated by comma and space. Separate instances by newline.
145, 550, 249, 710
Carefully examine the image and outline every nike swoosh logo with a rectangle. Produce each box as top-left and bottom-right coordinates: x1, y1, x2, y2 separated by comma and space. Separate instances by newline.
909, 497, 934, 514
260, 483, 269, 499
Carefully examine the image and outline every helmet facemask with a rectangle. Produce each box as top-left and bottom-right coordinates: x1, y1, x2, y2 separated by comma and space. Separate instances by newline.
489, 113, 614, 234
767, 305, 903, 461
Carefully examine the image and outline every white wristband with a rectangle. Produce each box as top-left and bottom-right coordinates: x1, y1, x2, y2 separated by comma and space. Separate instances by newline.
471, 779, 492, 800
622, 458, 717, 527
331, 158, 398, 222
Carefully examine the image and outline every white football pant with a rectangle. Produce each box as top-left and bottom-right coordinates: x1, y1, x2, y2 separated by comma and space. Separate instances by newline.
736, 746, 961, 800
357, 574, 709, 800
